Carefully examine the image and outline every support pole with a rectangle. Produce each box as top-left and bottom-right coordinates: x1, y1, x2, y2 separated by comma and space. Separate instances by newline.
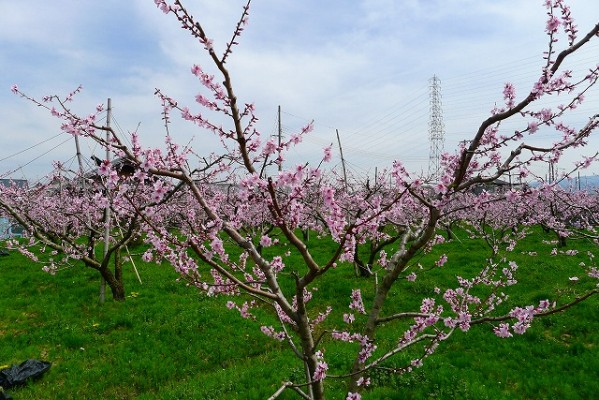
74, 136, 85, 185
278, 105, 282, 172
100, 98, 112, 304
336, 129, 348, 189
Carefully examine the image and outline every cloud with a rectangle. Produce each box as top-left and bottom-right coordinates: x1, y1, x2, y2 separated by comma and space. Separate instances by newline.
1, 0, 598, 180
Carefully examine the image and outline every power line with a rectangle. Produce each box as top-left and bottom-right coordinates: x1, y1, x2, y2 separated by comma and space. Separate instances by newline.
0, 132, 66, 163
0, 136, 73, 179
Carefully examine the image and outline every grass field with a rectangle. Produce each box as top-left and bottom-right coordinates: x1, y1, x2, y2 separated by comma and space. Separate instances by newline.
1, 228, 598, 399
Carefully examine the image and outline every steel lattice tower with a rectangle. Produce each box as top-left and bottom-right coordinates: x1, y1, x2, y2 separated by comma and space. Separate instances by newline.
428, 75, 445, 181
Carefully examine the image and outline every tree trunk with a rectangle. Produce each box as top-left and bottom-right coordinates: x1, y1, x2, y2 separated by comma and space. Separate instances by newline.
294, 296, 325, 399
99, 265, 126, 301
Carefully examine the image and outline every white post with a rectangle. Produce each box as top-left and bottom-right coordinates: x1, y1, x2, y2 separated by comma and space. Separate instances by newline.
100, 98, 112, 303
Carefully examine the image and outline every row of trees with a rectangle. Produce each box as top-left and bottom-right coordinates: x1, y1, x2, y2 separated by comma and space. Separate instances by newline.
3, 0, 599, 398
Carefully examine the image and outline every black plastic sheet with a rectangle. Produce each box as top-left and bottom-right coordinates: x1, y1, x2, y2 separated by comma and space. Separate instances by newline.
0, 390, 12, 400
0, 359, 51, 390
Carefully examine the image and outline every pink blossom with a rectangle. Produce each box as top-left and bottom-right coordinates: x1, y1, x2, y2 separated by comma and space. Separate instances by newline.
435, 182, 447, 194
435, 254, 448, 267
349, 289, 366, 314
494, 323, 512, 338
343, 313, 355, 324
356, 377, 370, 387
323, 145, 333, 162
152, 180, 169, 203
357, 336, 377, 363
311, 306, 332, 327
210, 237, 226, 258
142, 250, 154, 262
42, 264, 57, 275
411, 358, 423, 368
456, 311, 472, 332
98, 160, 111, 176
406, 272, 417, 282
539, 108, 553, 121
270, 256, 285, 272
503, 82, 516, 108
312, 351, 328, 382
260, 326, 286, 341
546, 15, 560, 33
154, 0, 171, 14
259, 235, 273, 248
538, 299, 551, 311
346, 392, 362, 400
195, 94, 216, 109
378, 250, 388, 268
528, 121, 539, 133
512, 321, 530, 335
505, 190, 519, 202
261, 139, 278, 157
331, 330, 352, 342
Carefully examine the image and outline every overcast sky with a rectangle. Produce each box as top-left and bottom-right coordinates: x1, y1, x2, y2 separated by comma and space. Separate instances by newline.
1, 0, 598, 183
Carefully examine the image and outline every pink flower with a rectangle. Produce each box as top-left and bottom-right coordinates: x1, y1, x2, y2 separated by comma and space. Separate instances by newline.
260, 326, 286, 341
98, 160, 111, 176
528, 121, 539, 133
411, 358, 423, 368
406, 272, 417, 282
260, 235, 273, 248
152, 180, 169, 203
154, 0, 171, 13
142, 250, 153, 262
512, 322, 530, 335
323, 145, 333, 162
546, 15, 560, 33
538, 299, 551, 311
343, 313, 355, 324
312, 351, 328, 382
435, 254, 448, 267
503, 82, 516, 108
10, 84, 18, 94
349, 289, 366, 314
270, 256, 285, 272
494, 323, 512, 338
435, 182, 447, 194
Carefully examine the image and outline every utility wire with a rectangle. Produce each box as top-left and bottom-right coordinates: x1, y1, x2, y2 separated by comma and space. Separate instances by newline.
1, 136, 73, 179
0, 132, 66, 163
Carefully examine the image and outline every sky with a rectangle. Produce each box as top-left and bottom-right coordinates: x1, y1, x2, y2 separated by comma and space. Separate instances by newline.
1, 0, 598, 183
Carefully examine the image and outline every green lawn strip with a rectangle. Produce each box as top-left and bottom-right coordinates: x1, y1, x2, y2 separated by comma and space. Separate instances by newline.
0, 228, 598, 398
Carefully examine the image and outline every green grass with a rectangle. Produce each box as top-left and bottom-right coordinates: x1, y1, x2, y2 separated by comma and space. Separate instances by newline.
0, 229, 598, 399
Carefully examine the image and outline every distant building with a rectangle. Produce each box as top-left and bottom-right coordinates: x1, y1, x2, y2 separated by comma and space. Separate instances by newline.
0, 179, 28, 238
470, 179, 513, 195
0, 179, 28, 189
0, 217, 24, 239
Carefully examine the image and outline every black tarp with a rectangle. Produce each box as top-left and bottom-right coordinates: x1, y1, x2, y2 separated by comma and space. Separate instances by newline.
0, 360, 51, 395
0, 390, 12, 400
